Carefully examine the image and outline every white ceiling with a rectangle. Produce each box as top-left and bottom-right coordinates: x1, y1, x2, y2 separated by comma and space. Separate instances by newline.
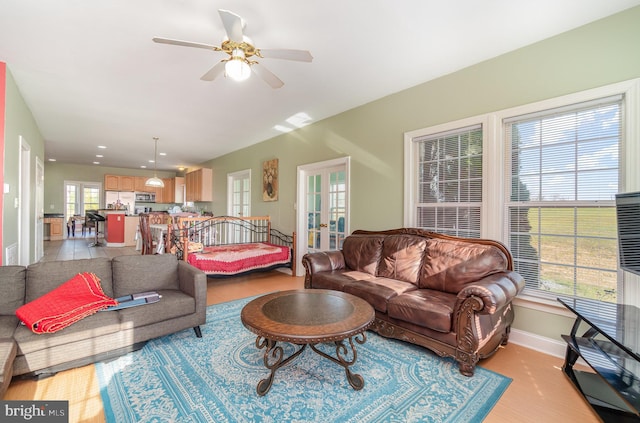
1, 1, 639, 172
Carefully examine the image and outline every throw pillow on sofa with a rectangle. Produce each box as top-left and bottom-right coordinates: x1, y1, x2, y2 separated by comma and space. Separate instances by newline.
15, 272, 117, 334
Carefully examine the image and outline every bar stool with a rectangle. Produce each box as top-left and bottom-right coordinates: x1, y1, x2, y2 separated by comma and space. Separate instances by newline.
86, 211, 105, 247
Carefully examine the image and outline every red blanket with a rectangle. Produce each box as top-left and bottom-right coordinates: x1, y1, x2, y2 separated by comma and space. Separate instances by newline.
16, 272, 117, 334
187, 242, 291, 275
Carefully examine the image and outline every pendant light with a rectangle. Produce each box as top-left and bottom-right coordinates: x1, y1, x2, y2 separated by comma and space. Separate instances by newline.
145, 137, 165, 188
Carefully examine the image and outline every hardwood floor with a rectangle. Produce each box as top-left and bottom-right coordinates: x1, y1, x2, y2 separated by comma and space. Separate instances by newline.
4, 239, 601, 422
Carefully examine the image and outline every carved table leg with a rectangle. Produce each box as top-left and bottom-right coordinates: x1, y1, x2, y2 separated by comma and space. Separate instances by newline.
255, 336, 306, 396
310, 332, 367, 390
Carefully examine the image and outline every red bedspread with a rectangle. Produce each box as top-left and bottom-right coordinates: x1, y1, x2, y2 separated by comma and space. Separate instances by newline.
15, 272, 117, 334
187, 242, 291, 275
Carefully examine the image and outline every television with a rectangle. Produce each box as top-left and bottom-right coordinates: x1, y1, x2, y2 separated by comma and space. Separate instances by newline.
615, 192, 640, 276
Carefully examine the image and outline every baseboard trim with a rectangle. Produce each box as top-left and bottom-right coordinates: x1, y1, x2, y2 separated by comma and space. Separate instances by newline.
509, 328, 587, 366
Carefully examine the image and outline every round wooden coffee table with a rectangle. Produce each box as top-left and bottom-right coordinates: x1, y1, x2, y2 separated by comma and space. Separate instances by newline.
241, 289, 375, 395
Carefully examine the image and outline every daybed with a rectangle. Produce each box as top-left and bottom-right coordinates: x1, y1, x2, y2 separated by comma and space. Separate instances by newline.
0, 254, 207, 397
171, 215, 296, 277
302, 228, 525, 376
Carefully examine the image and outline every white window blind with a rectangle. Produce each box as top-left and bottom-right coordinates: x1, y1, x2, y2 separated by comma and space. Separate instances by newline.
505, 95, 622, 302
414, 124, 482, 238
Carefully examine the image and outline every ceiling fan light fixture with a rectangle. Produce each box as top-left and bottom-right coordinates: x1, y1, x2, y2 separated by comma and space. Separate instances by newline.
145, 137, 165, 188
225, 48, 251, 81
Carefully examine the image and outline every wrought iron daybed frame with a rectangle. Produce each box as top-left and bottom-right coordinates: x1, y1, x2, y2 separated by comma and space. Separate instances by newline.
170, 215, 296, 277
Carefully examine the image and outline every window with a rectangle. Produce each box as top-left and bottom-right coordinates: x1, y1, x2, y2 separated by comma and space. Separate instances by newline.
506, 96, 622, 302
405, 78, 640, 306
409, 124, 483, 238
84, 186, 100, 212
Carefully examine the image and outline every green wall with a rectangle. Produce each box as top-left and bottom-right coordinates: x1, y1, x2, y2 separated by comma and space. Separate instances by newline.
3, 67, 44, 262
201, 6, 640, 342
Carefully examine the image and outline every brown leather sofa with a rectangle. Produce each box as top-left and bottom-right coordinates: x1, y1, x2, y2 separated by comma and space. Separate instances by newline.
302, 228, 525, 376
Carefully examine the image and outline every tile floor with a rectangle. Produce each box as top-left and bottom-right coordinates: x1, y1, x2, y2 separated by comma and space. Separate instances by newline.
41, 235, 140, 262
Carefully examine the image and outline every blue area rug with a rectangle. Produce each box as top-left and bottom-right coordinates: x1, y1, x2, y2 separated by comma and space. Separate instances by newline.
96, 296, 511, 422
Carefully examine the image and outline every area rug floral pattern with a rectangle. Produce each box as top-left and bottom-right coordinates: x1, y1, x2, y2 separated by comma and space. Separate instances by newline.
96, 296, 511, 422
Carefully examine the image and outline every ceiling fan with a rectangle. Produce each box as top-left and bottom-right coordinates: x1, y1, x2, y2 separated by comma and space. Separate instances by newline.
152, 9, 313, 89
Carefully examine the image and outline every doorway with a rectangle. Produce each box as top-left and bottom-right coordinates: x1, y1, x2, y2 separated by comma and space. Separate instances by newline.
296, 157, 350, 276
227, 169, 251, 217
64, 181, 102, 231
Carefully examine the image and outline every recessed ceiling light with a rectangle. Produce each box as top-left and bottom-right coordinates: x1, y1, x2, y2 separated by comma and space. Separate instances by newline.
93, 161, 100, 165
96, 154, 103, 158
48, 158, 57, 162
141, 165, 147, 169
97, 145, 107, 149
159, 152, 167, 156
148, 159, 155, 163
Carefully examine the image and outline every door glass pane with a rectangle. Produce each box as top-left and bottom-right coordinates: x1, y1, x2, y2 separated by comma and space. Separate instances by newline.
83, 187, 100, 212
307, 175, 322, 250
65, 184, 78, 218
329, 170, 346, 249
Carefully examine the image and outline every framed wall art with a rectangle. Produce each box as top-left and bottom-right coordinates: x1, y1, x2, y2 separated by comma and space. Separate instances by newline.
262, 158, 278, 201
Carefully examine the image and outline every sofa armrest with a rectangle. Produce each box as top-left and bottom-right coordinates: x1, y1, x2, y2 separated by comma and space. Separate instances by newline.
302, 251, 346, 289
302, 251, 346, 274
177, 261, 207, 315
456, 271, 525, 314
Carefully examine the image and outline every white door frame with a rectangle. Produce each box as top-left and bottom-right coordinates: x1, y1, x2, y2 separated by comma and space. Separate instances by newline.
296, 156, 350, 276
19, 136, 32, 265
35, 156, 44, 261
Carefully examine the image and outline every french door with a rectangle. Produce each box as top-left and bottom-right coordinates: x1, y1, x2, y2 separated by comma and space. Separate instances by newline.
64, 182, 101, 223
227, 169, 251, 217
296, 157, 350, 274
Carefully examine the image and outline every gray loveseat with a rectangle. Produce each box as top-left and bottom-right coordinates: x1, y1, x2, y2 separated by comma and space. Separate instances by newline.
0, 254, 207, 397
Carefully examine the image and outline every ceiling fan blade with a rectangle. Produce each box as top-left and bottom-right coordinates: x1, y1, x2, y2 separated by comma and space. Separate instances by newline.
218, 9, 244, 43
152, 37, 218, 51
258, 49, 313, 62
252, 63, 284, 89
200, 61, 227, 81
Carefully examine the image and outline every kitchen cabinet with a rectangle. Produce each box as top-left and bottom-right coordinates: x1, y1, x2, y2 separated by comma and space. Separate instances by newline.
134, 176, 147, 192
114, 174, 184, 200
134, 176, 172, 195
104, 175, 135, 191
134, 176, 157, 193
124, 216, 139, 247
43, 217, 64, 241
186, 168, 212, 202
175, 176, 185, 204
156, 178, 175, 203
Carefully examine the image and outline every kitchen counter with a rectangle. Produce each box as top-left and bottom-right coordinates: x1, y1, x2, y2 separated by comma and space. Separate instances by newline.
124, 215, 139, 247
43, 216, 64, 241
102, 211, 126, 247
44, 213, 65, 218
